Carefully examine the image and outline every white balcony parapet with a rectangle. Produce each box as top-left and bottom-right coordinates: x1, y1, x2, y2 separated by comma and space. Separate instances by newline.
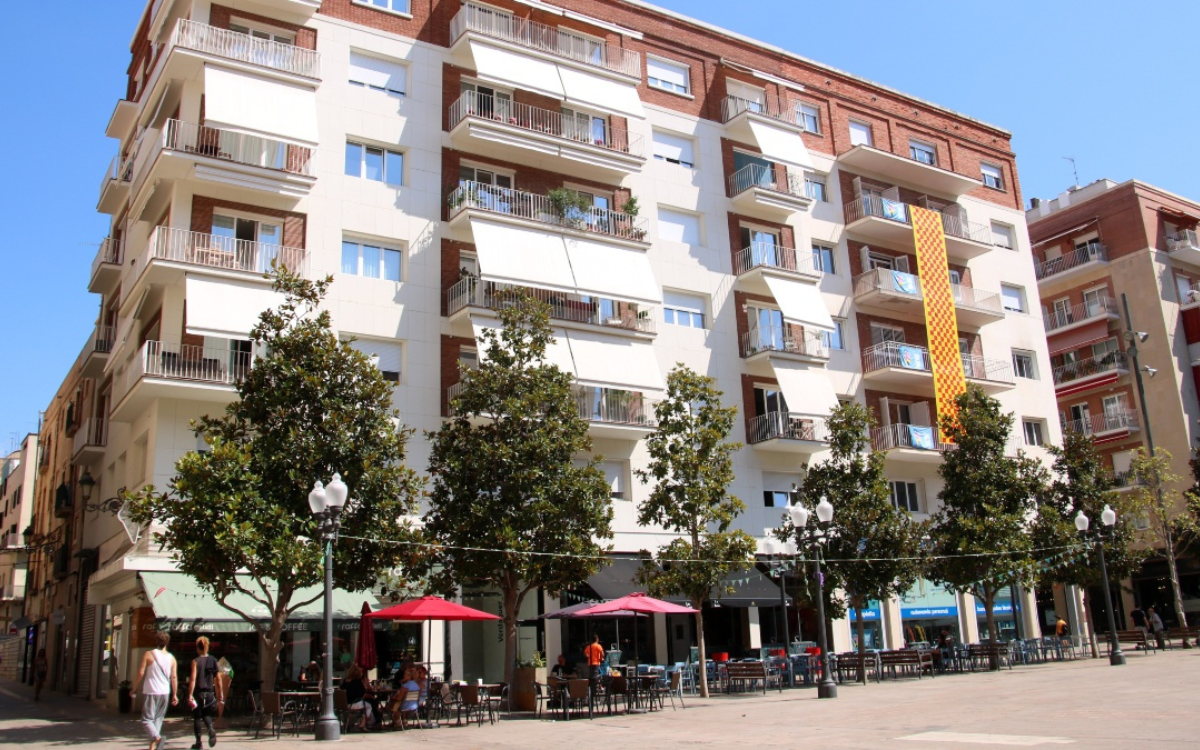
1167, 229, 1199, 254
148, 226, 307, 276
73, 417, 109, 455
172, 18, 320, 79
1043, 296, 1119, 333
99, 153, 134, 195
727, 163, 807, 200
951, 283, 1004, 315
450, 2, 641, 78
117, 339, 251, 406
853, 268, 922, 299
747, 413, 829, 445
962, 354, 1014, 384
447, 181, 648, 241
91, 237, 124, 282
1035, 244, 1108, 281
741, 325, 828, 359
448, 276, 655, 333
734, 243, 821, 278
449, 91, 643, 157
871, 423, 952, 452
1061, 409, 1139, 436
163, 119, 315, 177
1052, 351, 1128, 387
720, 95, 804, 127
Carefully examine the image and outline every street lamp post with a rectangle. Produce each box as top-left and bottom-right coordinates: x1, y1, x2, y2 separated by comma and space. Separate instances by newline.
789, 496, 837, 699
309, 473, 349, 741
1075, 505, 1125, 666
762, 536, 796, 687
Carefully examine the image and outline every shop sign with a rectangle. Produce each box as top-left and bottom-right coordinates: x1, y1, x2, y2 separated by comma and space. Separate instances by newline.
974, 602, 1013, 615
848, 608, 881, 621
901, 606, 958, 619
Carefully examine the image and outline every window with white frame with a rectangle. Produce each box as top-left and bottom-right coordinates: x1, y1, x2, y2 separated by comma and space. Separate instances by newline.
1001, 284, 1026, 313
811, 244, 836, 274
1012, 350, 1037, 380
849, 120, 873, 147
663, 291, 706, 329
870, 323, 905, 345
346, 337, 403, 383
991, 222, 1015, 249
349, 51, 407, 96
601, 461, 627, 500
804, 173, 828, 202
981, 163, 1004, 190
909, 140, 936, 166
889, 481, 920, 512
646, 56, 690, 95
1022, 419, 1045, 447
651, 129, 695, 168
458, 164, 513, 189
342, 239, 403, 282
345, 142, 404, 185
798, 103, 820, 133
229, 21, 294, 44
353, 0, 411, 14
657, 207, 701, 245
762, 472, 799, 508
820, 319, 846, 351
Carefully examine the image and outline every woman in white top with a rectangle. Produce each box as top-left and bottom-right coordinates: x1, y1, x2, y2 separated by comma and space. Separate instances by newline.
131, 631, 178, 750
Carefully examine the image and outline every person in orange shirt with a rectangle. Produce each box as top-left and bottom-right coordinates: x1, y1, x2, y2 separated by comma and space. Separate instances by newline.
583, 635, 606, 681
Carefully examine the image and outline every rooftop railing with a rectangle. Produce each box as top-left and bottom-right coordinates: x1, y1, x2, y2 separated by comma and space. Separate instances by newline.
163, 119, 314, 176
733, 243, 821, 278
449, 92, 643, 157
1043, 296, 1118, 333
447, 181, 648, 240
720, 94, 803, 127
447, 276, 655, 333
727, 163, 807, 200
1035, 244, 1108, 281
148, 226, 307, 276
741, 325, 829, 359
172, 18, 320, 78
1052, 351, 1128, 386
747, 412, 829, 445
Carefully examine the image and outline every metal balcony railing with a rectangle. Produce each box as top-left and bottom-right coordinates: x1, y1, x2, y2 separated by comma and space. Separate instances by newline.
853, 268, 922, 299
951, 283, 1004, 315
91, 237, 124, 280
118, 339, 251, 405
940, 213, 992, 245
1043, 296, 1118, 332
1110, 469, 1144, 489
1052, 351, 1128, 386
741, 325, 829, 359
1035, 244, 1108, 280
962, 354, 1014, 383
447, 181, 648, 240
862, 341, 930, 374
870, 423, 952, 452
720, 95, 803, 127
727, 164, 806, 200
1061, 409, 1139, 436
163, 119, 314, 176
733, 243, 821, 278
747, 413, 829, 445
74, 417, 108, 453
172, 19, 320, 78
147, 226, 307, 276
92, 325, 116, 354
450, 2, 641, 77
574, 386, 659, 427
844, 195, 910, 225
448, 277, 656, 333
1167, 228, 1199, 253
449, 92, 643, 157
99, 153, 134, 194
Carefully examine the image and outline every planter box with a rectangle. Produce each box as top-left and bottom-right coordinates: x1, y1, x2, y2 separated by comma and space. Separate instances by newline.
512, 666, 546, 711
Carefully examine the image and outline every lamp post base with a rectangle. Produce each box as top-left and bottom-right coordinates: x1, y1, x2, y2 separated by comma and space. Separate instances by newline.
315, 715, 342, 741
1108, 649, 1126, 666
817, 679, 838, 699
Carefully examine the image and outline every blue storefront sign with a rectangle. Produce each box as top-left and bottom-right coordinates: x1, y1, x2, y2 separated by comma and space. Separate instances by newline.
975, 602, 1013, 615
901, 606, 958, 619
848, 607, 881, 621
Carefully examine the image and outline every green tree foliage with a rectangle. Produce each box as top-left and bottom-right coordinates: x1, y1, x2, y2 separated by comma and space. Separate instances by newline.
927, 386, 1048, 657
778, 402, 927, 679
1128, 447, 1191, 628
634, 366, 755, 698
421, 293, 613, 687
128, 269, 423, 686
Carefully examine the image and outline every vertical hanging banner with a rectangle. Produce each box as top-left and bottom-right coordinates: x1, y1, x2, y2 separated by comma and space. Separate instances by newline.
910, 206, 966, 441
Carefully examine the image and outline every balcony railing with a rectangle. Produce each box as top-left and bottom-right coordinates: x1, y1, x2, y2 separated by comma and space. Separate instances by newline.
1043, 296, 1118, 332
99, 153, 134, 194
727, 163, 807, 200
747, 413, 829, 445
720, 95, 803, 127
1052, 351, 1128, 386
447, 181, 648, 240
862, 341, 930, 374
449, 92, 643, 157
1035, 244, 1108, 281
93, 325, 116, 354
450, 2, 641, 77
163, 119, 314, 176
1110, 469, 1144, 489
1061, 409, 1139, 436
951, 284, 1004, 315
119, 339, 251, 405
172, 19, 320, 78
1167, 229, 1199, 253
574, 386, 659, 427
853, 268, 922, 299
448, 276, 656, 333
733, 243, 820, 278
91, 237, 124, 280
962, 354, 1014, 383
871, 423, 952, 452
940, 213, 992, 245
844, 196, 990, 244
147, 226, 307, 276
741, 325, 828, 359
75, 417, 108, 451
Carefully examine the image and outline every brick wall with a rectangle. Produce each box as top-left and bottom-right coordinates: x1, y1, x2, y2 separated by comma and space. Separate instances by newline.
189, 196, 307, 249
440, 238, 473, 314
440, 334, 476, 416
210, 4, 318, 49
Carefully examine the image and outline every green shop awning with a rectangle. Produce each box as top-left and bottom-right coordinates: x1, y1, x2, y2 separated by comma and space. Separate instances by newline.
140, 572, 379, 633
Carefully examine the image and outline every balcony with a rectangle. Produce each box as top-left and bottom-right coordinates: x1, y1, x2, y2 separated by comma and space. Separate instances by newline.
1110, 469, 1145, 492
448, 92, 645, 179
574, 386, 660, 438
1034, 245, 1109, 291
853, 268, 923, 316
719, 94, 811, 149
112, 339, 250, 420
1182, 280, 1200, 311
871, 423, 952, 463
1052, 352, 1129, 396
89, 238, 124, 293
727, 164, 813, 219
446, 181, 648, 244
71, 417, 108, 464
961, 354, 1015, 392
449, 3, 641, 79
747, 413, 829, 454
843, 197, 993, 261
1061, 409, 1140, 444
54, 484, 73, 519
741, 325, 829, 364
447, 277, 655, 335
81, 325, 116, 379
1167, 229, 1200, 266
733, 243, 822, 295
97, 153, 133, 214
862, 342, 1013, 393
171, 19, 320, 79
837, 145, 982, 198
1043, 296, 1119, 335
952, 284, 1006, 327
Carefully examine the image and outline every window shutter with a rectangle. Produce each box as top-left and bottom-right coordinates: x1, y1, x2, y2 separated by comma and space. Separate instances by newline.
349, 52, 407, 94
879, 397, 891, 427
347, 337, 402, 383
910, 401, 932, 427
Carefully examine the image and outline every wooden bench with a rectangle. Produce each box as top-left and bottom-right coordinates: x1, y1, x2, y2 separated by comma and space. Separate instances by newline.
967, 643, 1012, 671
834, 652, 879, 683
1101, 630, 1156, 653
723, 661, 779, 694
878, 649, 934, 680
1165, 626, 1199, 648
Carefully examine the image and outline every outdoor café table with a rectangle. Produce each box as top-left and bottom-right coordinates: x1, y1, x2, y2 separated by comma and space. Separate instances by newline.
277, 691, 322, 728
626, 674, 658, 713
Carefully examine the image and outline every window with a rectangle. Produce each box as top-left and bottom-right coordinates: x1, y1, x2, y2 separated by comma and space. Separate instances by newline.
754, 386, 789, 416
889, 481, 920, 512
762, 473, 798, 508
345, 142, 403, 185
991, 222, 1015, 249
1092, 337, 1119, 360
1075, 236, 1103, 256
798, 103, 820, 133
804, 173, 828, 202
657, 208, 701, 245
646, 56, 690, 95
763, 489, 792, 508
849, 120, 873, 147
1001, 284, 1026, 313
458, 164, 512, 189
601, 461, 627, 500
346, 337, 403, 383
353, 0, 411, 13
812, 244, 836, 274
1022, 419, 1045, 447
651, 129, 695, 168
870, 323, 905, 345
349, 51, 406, 96
909, 140, 936, 166
820, 319, 846, 351
981, 163, 1004, 190
1012, 350, 1037, 380
229, 22, 293, 44
663, 291, 706, 329
342, 239, 403, 282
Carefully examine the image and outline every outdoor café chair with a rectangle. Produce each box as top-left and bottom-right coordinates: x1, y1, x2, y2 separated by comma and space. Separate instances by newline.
457, 684, 487, 726
565, 679, 593, 720
257, 691, 299, 739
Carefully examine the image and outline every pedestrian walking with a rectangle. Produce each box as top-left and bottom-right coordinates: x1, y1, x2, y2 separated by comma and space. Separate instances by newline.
1129, 605, 1147, 649
132, 632, 178, 750
33, 648, 48, 702
1147, 607, 1166, 650
187, 637, 223, 749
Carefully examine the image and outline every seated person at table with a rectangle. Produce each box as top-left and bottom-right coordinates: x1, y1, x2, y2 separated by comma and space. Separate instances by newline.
550, 654, 575, 680
387, 668, 422, 727
343, 664, 377, 730
302, 661, 321, 684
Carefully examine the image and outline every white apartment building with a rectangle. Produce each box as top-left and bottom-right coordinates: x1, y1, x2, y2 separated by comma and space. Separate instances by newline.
66, 0, 1063, 695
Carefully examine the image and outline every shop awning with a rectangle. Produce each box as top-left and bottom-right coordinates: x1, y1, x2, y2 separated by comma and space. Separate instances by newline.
185, 276, 283, 339
771, 361, 839, 417
471, 217, 577, 295
566, 329, 664, 393
562, 235, 661, 306
763, 276, 834, 332
583, 557, 645, 600
203, 65, 318, 147
469, 40, 565, 99
665, 569, 790, 608
747, 119, 813, 170
558, 66, 645, 119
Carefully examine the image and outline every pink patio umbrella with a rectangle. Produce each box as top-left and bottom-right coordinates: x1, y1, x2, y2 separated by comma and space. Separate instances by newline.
575, 593, 694, 667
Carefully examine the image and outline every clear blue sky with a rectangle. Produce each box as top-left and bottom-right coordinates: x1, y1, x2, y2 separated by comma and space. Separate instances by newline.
1, 0, 1197, 447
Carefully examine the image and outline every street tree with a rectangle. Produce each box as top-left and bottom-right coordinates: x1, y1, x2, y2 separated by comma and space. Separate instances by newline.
1127, 447, 1191, 629
128, 269, 423, 687
421, 293, 613, 688
927, 386, 1049, 657
634, 366, 755, 698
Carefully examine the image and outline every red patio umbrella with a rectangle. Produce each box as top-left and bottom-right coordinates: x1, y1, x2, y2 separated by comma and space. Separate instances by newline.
367, 596, 500, 678
355, 601, 377, 671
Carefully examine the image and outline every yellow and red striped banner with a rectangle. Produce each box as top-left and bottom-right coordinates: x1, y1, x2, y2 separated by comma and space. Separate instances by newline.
910, 206, 966, 441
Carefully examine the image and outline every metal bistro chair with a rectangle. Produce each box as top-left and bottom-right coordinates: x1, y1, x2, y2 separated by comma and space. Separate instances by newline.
565, 678, 593, 720
457, 684, 487, 726
257, 692, 299, 739
245, 690, 265, 736
652, 670, 683, 711
605, 675, 630, 715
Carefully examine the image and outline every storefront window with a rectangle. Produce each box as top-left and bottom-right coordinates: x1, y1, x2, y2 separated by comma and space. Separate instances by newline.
900, 580, 960, 646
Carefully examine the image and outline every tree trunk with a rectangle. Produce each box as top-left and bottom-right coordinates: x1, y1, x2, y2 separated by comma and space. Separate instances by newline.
502, 585, 520, 689
1161, 526, 1191, 644
853, 594, 867, 685
694, 606, 709, 698
1082, 589, 1099, 659
983, 586, 999, 671
260, 613, 287, 689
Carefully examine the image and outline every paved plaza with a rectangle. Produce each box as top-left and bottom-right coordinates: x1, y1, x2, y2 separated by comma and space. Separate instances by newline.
3, 650, 1198, 748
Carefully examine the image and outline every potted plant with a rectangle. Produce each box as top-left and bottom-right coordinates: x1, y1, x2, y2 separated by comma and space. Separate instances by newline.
512, 651, 547, 711
118, 680, 133, 714
547, 188, 591, 229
